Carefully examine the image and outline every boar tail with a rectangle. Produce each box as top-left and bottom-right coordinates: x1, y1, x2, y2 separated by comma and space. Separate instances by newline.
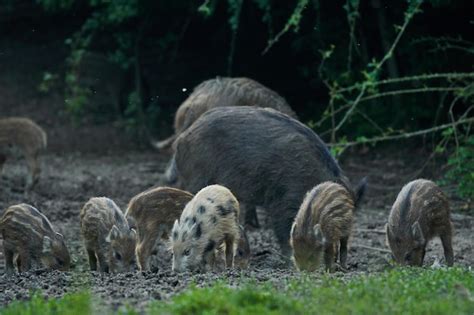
353, 176, 368, 210
151, 134, 176, 151
164, 156, 178, 185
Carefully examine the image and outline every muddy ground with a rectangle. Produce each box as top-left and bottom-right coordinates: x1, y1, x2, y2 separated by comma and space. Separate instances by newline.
0, 146, 472, 311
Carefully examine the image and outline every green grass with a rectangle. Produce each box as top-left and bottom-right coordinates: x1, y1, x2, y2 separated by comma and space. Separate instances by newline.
0, 292, 91, 315
1, 268, 473, 315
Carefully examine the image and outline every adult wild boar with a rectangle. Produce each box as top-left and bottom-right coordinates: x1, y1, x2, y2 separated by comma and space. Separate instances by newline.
166, 107, 363, 256
153, 77, 297, 150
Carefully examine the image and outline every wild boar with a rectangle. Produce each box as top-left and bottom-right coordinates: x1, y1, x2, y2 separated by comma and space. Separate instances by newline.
153, 77, 297, 150
170, 185, 240, 272
0, 203, 70, 273
386, 179, 454, 267
80, 197, 137, 273
167, 106, 361, 256
290, 181, 365, 272
0, 117, 47, 189
125, 186, 194, 271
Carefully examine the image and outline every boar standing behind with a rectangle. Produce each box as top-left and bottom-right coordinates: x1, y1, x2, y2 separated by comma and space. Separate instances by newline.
125, 187, 194, 271
0, 117, 47, 189
0, 203, 70, 273
171, 185, 240, 272
290, 181, 365, 272
167, 106, 354, 256
153, 77, 297, 150
386, 179, 454, 267
80, 197, 137, 273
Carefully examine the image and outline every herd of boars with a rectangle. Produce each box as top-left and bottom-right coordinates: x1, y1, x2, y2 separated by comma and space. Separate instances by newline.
0, 76, 454, 274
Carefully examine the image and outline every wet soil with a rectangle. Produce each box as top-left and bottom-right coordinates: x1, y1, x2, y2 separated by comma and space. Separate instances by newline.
0, 148, 472, 311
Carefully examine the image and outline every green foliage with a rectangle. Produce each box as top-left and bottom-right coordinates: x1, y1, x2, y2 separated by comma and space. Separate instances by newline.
444, 135, 474, 200
0, 292, 91, 315
1, 268, 472, 314
149, 282, 303, 315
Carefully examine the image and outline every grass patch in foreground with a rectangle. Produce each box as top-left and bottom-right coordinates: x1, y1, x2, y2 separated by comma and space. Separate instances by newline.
0, 292, 91, 315
151, 267, 474, 315
0, 268, 473, 314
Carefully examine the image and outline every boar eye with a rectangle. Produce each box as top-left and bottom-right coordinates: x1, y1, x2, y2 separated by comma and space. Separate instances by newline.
57, 258, 64, 266
183, 249, 190, 256
115, 252, 122, 260
237, 249, 244, 257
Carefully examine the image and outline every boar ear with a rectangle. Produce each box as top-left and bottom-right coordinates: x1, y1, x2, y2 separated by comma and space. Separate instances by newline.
313, 224, 327, 244
411, 221, 425, 245
106, 225, 120, 243
42, 236, 54, 254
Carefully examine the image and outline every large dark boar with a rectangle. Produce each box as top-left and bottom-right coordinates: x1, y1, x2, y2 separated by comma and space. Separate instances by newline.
386, 179, 454, 267
0, 117, 47, 189
167, 107, 363, 255
153, 77, 297, 150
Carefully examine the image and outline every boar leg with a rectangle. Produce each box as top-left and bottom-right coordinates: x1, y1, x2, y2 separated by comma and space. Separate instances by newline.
224, 236, 235, 269
243, 204, 260, 228
4, 248, 15, 274
25, 153, 40, 190
0, 153, 5, 174
136, 243, 152, 271
87, 249, 98, 271
96, 252, 109, 273
324, 244, 336, 272
17, 254, 31, 273
339, 237, 349, 269
440, 229, 454, 267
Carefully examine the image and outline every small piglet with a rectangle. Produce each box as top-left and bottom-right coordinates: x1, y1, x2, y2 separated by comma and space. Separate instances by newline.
386, 179, 454, 267
0, 117, 47, 189
171, 185, 240, 272
290, 180, 365, 272
125, 187, 194, 271
0, 203, 70, 273
80, 197, 137, 273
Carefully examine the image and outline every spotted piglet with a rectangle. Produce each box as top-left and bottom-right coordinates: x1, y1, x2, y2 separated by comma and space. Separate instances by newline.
170, 185, 240, 272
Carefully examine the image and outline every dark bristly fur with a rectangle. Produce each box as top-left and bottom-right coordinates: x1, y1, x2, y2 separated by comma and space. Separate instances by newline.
290, 182, 360, 272
167, 106, 360, 256
0, 203, 70, 273
125, 187, 194, 271
386, 179, 454, 267
0, 117, 47, 189
153, 77, 297, 150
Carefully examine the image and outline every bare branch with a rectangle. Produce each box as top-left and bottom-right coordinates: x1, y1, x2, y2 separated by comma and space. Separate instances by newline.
329, 117, 474, 148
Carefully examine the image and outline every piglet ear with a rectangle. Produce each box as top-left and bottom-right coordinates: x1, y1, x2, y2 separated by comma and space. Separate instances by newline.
106, 225, 120, 243
384, 223, 390, 247
313, 224, 327, 244
130, 228, 137, 238
55, 232, 64, 239
290, 223, 297, 238
172, 219, 179, 232
42, 236, 53, 254
412, 221, 425, 245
